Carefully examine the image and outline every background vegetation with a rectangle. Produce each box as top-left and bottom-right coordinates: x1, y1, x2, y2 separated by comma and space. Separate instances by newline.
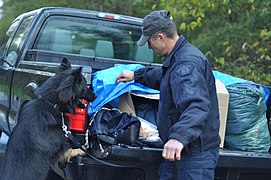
0, 0, 270, 85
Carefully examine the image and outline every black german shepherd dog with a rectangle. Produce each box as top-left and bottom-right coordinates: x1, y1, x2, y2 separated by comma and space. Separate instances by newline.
0, 58, 95, 180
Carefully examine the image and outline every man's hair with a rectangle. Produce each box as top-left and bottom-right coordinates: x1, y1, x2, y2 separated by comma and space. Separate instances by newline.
153, 21, 178, 39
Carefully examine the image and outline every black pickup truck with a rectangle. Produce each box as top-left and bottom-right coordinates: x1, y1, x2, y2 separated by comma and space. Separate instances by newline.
0, 7, 271, 180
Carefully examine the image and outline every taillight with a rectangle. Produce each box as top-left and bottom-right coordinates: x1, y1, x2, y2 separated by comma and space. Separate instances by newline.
66, 100, 88, 133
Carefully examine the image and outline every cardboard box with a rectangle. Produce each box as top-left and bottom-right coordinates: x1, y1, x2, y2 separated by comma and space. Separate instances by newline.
118, 92, 159, 116
215, 80, 230, 148
118, 92, 136, 116
118, 80, 229, 148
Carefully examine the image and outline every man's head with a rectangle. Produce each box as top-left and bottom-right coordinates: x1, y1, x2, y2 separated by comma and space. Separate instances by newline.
138, 10, 179, 56
138, 10, 176, 46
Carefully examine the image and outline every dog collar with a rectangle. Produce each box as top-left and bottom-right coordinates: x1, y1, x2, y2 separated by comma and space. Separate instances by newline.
39, 97, 61, 112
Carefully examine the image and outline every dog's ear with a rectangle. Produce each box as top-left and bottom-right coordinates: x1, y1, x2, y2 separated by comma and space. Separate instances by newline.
59, 57, 71, 71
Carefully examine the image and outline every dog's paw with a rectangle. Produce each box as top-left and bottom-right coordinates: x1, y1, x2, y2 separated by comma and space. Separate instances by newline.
58, 148, 86, 167
62, 148, 86, 163
69, 148, 86, 158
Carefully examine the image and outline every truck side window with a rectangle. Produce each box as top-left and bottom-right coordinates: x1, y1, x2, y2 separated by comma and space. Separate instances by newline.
0, 20, 20, 64
4, 15, 34, 67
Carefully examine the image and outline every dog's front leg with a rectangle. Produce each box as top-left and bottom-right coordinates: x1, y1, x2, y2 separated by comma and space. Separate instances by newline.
59, 148, 86, 165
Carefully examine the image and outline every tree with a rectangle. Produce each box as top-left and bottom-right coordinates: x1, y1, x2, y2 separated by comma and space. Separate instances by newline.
158, 0, 271, 85
1, 0, 270, 85
193, 0, 271, 84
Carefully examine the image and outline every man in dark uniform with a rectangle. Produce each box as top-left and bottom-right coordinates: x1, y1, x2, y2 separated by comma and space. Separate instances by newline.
116, 10, 220, 180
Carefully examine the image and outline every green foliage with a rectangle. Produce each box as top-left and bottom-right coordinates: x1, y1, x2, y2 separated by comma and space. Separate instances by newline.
157, 0, 271, 85
0, 0, 270, 85
159, 0, 215, 31
192, 0, 271, 85
0, 0, 159, 36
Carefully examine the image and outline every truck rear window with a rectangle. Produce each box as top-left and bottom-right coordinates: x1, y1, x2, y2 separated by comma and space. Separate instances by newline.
33, 15, 162, 64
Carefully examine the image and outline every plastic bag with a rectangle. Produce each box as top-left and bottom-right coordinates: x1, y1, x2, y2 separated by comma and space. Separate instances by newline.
225, 83, 271, 152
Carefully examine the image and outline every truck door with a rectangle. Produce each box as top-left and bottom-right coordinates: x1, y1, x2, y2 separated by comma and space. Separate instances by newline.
0, 19, 21, 135
0, 15, 34, 135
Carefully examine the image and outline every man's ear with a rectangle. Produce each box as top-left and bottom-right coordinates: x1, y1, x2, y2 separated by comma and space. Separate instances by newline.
157, 33, 164, 40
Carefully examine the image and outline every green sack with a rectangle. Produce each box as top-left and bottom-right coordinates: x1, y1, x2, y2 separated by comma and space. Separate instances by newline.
225, 83, 271, 152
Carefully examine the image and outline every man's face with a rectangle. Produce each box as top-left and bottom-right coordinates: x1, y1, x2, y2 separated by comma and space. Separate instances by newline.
148, 33, 167, 57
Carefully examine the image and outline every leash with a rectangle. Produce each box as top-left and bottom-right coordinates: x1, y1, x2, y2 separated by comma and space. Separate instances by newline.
60, 113, 162, 168
174, 160, 179, 180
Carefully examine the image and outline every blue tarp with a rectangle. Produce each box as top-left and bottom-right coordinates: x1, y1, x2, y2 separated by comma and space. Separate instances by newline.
88, 66, 270, 115
212, 70, 249, 86
213, 70, 270, 102
88, 64, 159, 115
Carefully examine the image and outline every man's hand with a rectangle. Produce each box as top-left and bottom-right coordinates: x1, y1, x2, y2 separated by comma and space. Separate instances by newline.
162, 139, 184, 161
116, 70, 134, 83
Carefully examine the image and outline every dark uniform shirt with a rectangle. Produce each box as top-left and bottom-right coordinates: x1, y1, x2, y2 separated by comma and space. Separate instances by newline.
134, 36, 221, 154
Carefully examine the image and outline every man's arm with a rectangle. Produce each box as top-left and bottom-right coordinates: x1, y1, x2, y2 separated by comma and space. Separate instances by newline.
134, 67, 162, 90
116, 67, 162, 90
116, 70, 134, 83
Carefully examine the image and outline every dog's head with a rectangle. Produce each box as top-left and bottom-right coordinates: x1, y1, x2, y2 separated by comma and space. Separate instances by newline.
36, 58, 96, 114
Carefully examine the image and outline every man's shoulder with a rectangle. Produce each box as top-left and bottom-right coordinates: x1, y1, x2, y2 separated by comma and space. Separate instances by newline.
175, 44, 207, 64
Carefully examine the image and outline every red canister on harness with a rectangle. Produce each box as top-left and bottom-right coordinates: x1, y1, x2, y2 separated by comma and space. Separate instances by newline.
66, 100, 88, 133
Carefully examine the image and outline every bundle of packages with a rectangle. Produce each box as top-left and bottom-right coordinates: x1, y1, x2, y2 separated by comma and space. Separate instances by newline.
137, 117, 162, 148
